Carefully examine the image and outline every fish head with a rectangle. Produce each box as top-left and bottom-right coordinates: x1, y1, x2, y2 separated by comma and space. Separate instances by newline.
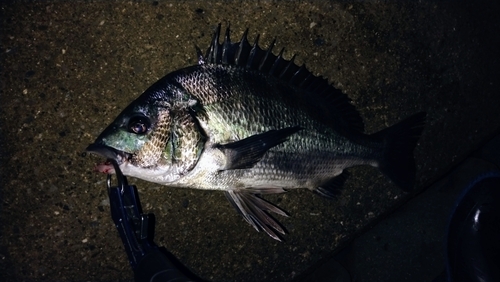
87, 92, 206, 184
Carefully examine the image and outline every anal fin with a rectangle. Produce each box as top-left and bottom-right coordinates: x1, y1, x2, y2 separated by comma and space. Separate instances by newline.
314, 171, 349, 199
224, 189, 288, 241
216, 126, 301, 170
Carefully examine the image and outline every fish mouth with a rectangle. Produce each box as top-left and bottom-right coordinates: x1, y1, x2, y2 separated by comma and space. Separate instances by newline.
85, 143, 132, 165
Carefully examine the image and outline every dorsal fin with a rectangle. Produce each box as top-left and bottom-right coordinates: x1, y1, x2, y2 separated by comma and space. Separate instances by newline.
198, 24, 364, 133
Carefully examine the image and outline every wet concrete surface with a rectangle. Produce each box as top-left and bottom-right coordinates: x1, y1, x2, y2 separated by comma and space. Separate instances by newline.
1, 1, 499, 281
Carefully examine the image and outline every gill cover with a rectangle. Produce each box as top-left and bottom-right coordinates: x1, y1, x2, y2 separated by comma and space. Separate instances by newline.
87, 91, 206, 182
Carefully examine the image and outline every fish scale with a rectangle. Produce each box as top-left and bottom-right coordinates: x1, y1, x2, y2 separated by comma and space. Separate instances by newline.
87, 24, 426, 241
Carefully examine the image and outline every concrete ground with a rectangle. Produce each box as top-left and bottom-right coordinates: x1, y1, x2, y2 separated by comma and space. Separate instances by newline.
1, 1, 499, 281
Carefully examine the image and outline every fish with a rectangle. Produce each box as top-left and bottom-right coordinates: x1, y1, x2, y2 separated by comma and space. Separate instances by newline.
86, 24, 426, 241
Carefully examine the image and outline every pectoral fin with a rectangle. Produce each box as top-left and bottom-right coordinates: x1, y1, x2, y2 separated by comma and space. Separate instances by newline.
216, 126, 302, 170
224, 189, 288, 241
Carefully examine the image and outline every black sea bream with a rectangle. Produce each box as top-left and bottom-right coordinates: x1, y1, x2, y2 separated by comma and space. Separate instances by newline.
87, 25, 426, 240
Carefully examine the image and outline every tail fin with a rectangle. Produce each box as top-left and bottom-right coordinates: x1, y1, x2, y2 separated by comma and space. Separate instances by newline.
374, 112, 426, 191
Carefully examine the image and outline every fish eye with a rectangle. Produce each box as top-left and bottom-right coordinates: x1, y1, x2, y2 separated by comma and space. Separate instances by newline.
127, 115, 150, 135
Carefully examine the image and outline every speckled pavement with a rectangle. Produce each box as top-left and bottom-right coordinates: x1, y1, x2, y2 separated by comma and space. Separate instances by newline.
1, 1, 499, 281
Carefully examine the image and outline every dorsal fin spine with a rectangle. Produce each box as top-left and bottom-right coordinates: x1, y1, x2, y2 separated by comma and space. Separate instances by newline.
222, 26, 231, 64
195, 45, 205, 65
207, 24, 222, 63
269, 47, 285, 76
279, 54, 296, 79
235, 28, 249, 66
299, 72, 314, 88
246, 34, 260, 69
258, 38, 276, 71
289, 64, 306, 85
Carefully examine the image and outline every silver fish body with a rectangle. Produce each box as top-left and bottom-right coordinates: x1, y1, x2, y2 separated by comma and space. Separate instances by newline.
87, 25, 426, 240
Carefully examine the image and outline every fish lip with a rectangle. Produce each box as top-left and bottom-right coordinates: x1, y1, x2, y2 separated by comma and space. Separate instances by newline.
85, 143, 131, 164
